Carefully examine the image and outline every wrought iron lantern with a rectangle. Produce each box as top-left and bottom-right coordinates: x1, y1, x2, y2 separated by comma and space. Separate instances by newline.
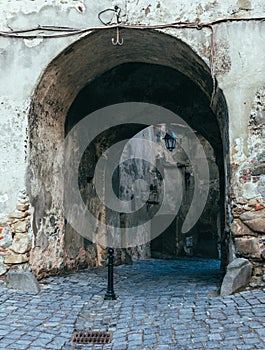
163, 131, 177, 151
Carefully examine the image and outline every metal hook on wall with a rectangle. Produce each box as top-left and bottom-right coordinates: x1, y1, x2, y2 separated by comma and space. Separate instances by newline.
98, 6, 124, 46
112, 27, 123, 46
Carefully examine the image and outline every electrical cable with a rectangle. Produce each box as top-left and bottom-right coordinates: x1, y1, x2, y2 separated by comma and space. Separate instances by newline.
0, 16, 264, 39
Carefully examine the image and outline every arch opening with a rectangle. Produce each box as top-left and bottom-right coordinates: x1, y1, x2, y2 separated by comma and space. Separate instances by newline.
27, 28, 230, 278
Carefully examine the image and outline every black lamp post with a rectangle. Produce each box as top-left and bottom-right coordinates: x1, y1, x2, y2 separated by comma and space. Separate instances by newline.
104, 248, 117, 300
163, 132, 177, 151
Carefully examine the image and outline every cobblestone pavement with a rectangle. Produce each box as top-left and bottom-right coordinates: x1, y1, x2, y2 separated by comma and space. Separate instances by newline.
0, 258, 265, 350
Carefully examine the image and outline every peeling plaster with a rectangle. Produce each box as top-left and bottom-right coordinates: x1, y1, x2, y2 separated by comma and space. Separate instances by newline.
232, 138, 247, 165
232, 87, 265, 202
23, 38, 44, 48
126, 0, 265, 24
0, 97, 29, 217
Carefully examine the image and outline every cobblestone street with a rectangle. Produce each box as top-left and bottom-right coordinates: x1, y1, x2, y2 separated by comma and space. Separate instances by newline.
0, 258, 265, 349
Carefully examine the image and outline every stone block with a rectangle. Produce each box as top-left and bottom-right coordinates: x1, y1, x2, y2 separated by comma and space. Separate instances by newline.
234, 237, 260, 258
220, 258, 252, 296
231, 219, 257, 237
4, 253, 29, 264
16, 203, 29, 212
8, 210, 29, 220
248, 199, 258, 207
6, 271, 40, 293
10, 233, 31, 254
13, 220, 29, 233
240, 208, 265, 221
244, 218, 265, 234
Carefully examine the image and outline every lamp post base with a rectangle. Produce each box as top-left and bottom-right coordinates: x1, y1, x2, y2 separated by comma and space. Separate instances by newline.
104, 292, 117, 300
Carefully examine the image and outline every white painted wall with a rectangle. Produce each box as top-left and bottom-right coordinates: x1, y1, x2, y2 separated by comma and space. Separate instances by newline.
0, 0, 264, 219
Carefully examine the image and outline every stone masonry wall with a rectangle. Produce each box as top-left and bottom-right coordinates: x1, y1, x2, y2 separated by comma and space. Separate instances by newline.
231, 86, 265, 281
0, 191, 32, 275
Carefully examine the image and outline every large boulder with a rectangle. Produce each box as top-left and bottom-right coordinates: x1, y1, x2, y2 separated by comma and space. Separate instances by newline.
6, 271, 40, 293
220, 258, 252, 296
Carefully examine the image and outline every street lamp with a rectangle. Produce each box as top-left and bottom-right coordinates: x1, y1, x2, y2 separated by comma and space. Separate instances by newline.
104, 248, 117, 300
163, 131, 177, 151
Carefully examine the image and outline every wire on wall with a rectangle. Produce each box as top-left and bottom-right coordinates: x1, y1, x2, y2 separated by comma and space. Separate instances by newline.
0, 14, 264, 39
0, 8, 264, 103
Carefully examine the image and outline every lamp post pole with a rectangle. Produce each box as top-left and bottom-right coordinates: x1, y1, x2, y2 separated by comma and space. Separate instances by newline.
104, 248, 117, 300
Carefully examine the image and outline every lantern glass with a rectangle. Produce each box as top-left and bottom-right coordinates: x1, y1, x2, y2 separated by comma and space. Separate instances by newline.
164, 132, 177, 151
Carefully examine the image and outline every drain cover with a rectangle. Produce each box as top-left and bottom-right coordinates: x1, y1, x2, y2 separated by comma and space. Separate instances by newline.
71, 330, 113, 344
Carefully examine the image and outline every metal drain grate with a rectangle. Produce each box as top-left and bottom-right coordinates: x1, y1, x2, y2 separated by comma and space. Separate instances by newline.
71, 330, 113, 344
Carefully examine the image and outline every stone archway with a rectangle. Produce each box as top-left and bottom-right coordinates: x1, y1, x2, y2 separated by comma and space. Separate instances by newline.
27, 28, 229, 278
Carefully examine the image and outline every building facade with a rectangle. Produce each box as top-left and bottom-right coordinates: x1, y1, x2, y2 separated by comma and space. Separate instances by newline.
0, 0, 265, 283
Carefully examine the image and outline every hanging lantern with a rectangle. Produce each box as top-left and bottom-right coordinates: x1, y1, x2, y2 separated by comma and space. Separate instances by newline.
163, 131, 177, 151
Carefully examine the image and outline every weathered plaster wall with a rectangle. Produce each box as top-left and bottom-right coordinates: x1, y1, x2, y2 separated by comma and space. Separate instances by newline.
0, 0, 264, 281
126, 0, 265, 23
